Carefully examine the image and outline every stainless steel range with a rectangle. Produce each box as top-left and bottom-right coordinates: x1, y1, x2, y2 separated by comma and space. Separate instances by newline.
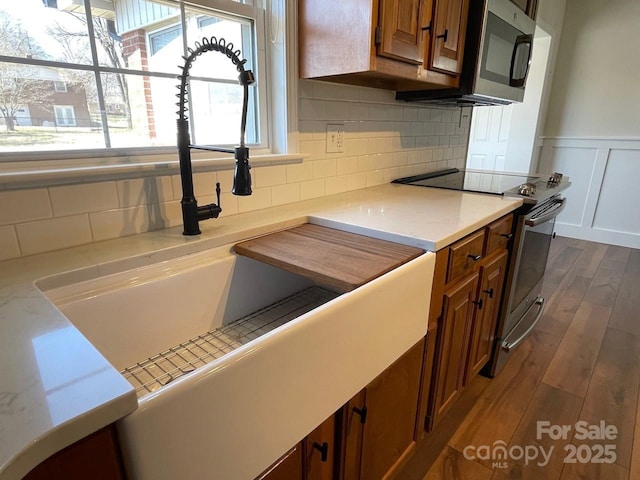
393, 168, 571, 376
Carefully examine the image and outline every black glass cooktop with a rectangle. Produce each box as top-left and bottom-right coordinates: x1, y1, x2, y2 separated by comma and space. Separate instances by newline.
392, 168, 539, 196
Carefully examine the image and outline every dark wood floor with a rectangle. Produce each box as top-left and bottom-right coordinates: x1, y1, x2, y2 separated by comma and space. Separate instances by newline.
401, 237, 640, 480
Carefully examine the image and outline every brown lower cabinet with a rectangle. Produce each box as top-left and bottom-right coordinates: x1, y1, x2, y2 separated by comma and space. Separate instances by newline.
426, 213, 514, 430
23, 425, 126, 480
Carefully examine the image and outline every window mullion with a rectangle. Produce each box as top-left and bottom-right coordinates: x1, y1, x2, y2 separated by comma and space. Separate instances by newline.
83, 0, 111, 148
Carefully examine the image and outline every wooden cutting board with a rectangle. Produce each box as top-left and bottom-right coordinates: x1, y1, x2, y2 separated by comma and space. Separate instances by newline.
234, 224, 424, 292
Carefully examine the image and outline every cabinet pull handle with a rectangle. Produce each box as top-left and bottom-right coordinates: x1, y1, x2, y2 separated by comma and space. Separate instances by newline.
437, 29, 448, 42
467, 254, 482, 261
422, 21, 432, 32
473, 299, 483, 310
483, 288, 494, 299
312, 442, 329, 462
353, 405, 368, 424
501, 233, 513, 239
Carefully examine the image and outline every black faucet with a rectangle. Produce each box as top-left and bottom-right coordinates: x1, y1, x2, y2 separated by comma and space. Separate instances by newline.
176, 37, 255, 235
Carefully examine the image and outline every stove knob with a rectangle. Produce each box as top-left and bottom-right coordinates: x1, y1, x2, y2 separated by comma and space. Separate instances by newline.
548, 172, 563, 185
518, 183, 536, 196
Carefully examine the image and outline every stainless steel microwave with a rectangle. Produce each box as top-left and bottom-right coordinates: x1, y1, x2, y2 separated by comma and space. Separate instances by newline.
396, 0, 536, 106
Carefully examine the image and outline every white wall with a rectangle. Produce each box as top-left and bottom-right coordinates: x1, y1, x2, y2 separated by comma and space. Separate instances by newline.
539, 0, 640, 248
544, 0, 640, 137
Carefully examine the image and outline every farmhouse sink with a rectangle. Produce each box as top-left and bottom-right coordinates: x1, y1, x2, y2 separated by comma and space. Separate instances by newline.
41, 239, 435, 480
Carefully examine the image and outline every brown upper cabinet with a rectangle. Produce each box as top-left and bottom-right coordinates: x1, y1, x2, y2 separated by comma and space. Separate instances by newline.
509, 0, 538, 19
430, 0, 470, 75
299, 0, 470, 90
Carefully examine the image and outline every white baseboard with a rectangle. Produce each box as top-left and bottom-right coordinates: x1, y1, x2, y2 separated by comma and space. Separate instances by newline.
555, 223, 640, 250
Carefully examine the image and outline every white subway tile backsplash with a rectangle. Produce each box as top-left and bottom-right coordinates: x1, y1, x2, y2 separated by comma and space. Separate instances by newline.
324, 176, 347, 196
313, 159, 337, 179
0, 226, 20, 261
17, 215, 92, 256
192, 172, 220, 197
392, 151, 409, 166
219, 192, 239, 216
272, 183, 300, 206
90, 206, 150, 242
116, 177, 173, 208
0, 189, 52, 226
366, 170, 384, 187
287, 161, 314, 183
49, 182, 119, 217
346, 173, 366, 191
254, 165, 287, 187
336, 156, 358, 176
299, 139, 326, 159
370, 104, 388, 121
403, 107, 418, 122
312, 81, 342, 100
325, 101, 350, 120
237, 187, 272, 213
357, 155, 376, 173
299, 98, 326, 121
348, 103, 370, 121
387, 106, 404, 122
300, 179, 325, 200
345, 138, 369, 157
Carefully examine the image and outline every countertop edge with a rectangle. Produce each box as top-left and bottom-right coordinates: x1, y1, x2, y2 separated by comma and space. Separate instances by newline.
2, 392, 138, 480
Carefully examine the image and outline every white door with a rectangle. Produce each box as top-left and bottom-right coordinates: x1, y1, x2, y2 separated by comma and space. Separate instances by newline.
466, 104, 512, 171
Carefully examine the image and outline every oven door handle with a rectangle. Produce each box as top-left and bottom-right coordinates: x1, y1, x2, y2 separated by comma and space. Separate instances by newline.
501, 297, 545, 352
524, 198, 567, 227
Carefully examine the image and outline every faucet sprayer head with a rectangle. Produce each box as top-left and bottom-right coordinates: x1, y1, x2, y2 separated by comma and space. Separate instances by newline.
232, 146, 252, 196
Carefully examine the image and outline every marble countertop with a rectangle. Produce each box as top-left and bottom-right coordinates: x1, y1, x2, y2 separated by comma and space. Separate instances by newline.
0, 183, 521, 480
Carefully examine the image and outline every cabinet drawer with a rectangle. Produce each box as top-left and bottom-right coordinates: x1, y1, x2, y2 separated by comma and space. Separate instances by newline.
447, 230, 485, 284
484, 215, 513, 256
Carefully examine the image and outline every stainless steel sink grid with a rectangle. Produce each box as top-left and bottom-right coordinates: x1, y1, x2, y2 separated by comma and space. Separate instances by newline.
120, 286, 338, 398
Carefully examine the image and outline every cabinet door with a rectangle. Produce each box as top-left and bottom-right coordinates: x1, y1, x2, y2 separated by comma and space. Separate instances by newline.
256, 444, 303, 480
431, 272, 478, 426
360, 339, 424, 480
24, 426, 126, 480
466, 250, 508, 382
342, 390, 366, 480
429, 0, 469, 75
305, 415, 336, 480
378, 0, 433, 64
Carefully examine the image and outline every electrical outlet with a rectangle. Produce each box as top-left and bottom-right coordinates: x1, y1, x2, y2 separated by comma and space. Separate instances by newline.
326, 124, 345, 153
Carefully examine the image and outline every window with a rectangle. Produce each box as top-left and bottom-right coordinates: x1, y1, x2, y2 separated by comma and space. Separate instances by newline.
54, 105, 76, 126
0, 0, 265, 154
53, 81, 68, 93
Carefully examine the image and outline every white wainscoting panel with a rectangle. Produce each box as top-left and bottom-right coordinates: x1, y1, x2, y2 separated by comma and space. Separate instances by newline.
539, 137, 640, 249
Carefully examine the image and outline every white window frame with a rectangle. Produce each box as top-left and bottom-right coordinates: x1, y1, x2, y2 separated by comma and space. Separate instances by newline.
0, 0, 301, 188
